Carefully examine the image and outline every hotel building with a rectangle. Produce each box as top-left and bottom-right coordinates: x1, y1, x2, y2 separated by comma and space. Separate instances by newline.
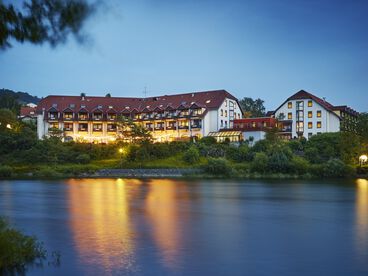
268, 90, 359, 140
36, 90, 243, 143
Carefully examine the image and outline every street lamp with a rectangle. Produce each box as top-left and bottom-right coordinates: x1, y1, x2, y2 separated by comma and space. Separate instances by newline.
359, 155, 368, 166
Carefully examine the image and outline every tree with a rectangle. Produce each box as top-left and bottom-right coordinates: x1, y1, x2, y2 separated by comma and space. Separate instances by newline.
0, 93, 20, 114
105, 93, 111, 97
239, 97, 266, 118
357, 113, 368, 142
0, 108, 17, 131
116, 115, 152, 143
0, 0, 95, 49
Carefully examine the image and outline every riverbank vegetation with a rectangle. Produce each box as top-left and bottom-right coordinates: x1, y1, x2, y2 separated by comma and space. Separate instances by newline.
0, 218, 45, 275
0, 107, 368, 179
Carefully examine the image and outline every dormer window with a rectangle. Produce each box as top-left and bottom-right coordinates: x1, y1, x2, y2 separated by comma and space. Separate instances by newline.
64, 112, 73, 119
70, 104, 75, 108
93, 111, 103, 120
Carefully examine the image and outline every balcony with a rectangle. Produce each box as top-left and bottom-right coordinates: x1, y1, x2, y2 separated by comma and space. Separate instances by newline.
107, 115, 117, 121
63, 113, 74, 120
63, 127, 73, 131
154, 126, 164, 131
191, 124, 202, 129
178, 125, 189, 130
92, 114, 103, 121
166, 125, 176, 130
48, 113, 59, 121
78, 114, 88, 121
78, 128, 88, 132
93, 128, 103, 132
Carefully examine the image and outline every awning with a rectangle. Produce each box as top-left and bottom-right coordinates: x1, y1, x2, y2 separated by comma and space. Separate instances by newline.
207, 131, 242, 137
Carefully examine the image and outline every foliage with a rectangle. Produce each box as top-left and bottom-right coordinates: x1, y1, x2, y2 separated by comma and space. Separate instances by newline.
304, 133, 341, 163
357, 113, 368, 142
323, 158, 351, 178
203, 158, 232, 176
226, 144, 251, 162
0, 218, 46, 274
290, 156, 310, 175
199, 136, 217, 145
0, 93, 21, 114
251, 152, 269, 173
0, 0, 95, 49
239, 97, 266, 118
183, 145, 200, 164
75, 153, 90, 164
0, 165, 12, 177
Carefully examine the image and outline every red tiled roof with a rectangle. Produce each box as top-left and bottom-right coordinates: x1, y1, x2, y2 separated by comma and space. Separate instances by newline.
288, 90, 335, 111
36, 90, 238, 114
20, 106, 37, 117
273, 90, 355, 119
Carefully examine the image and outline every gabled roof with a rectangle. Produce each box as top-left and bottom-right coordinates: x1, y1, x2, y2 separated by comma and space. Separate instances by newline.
36, 90, 240, 114
274, 90, 340, 118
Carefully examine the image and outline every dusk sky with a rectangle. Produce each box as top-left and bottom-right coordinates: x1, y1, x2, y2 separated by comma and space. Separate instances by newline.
1, 0, 367, 111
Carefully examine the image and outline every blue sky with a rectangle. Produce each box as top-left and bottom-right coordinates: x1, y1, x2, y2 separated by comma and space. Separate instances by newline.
1, 0, 367, 111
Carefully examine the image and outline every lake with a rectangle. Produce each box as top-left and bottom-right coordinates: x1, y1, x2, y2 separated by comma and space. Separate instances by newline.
0, 178, 367, 275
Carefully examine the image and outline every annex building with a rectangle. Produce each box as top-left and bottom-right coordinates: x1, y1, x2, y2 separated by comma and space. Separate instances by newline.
267, 90, 359, 140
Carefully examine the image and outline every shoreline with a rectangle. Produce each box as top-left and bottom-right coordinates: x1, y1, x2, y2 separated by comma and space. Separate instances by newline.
1, 168, 367, 180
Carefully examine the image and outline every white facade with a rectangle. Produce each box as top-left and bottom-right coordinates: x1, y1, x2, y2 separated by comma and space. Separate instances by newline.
274, 98, 340, 139
242, 130, 266, 144
37, 96, 242, 143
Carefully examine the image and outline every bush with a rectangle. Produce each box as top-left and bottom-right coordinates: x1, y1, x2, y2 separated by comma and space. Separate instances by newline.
0, 217, 46, 274
226, 145, 251, 162
268, 150, 291, 173
323, 158, 349, 178
76, 153, 91, 164
204, 158, 232, 176
0, 166, 12, 177
199, 136, 217, 145
183, 146, 200, 164
250, 152, 268, 173
290, 156, 310, 175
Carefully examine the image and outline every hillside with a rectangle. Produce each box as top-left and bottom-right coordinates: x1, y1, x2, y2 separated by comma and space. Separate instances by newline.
0, 88, 41, 105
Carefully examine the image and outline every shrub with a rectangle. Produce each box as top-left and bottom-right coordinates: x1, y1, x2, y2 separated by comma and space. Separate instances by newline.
290, 156, 310, 175
183, 146, 200, 164
0, 166, 12, 177
0, 217, 46, 274
204, 158, 232, 176
226, 145, 251, 162
323, 158, 349, 178
199, 136, 217, 145
268, 150, 291, 173
76, 153, 91, 164
250, 152, 268, 173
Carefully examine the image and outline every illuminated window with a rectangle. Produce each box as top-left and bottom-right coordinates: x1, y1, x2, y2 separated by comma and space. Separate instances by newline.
317, 121, 322, 128
288, 113, 292, 119
288, 102, 292, 109
252, 122, 256, 128
308, 122, 313, 129
308, 111, 312, 118
308, 100, 313, 107
317, 110, 322, 118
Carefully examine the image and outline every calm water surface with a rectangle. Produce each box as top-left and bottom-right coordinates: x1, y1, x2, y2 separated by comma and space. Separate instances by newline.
0, 178, 367, 276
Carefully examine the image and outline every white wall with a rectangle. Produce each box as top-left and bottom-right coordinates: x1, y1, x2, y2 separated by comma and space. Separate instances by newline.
275, 98, 341, 139
243, 131, 266, 143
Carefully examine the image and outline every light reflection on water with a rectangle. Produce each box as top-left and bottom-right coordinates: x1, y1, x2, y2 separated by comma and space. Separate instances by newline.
1, 178, 368, 275
355, 179, 368, 260
67, 178, 139, 274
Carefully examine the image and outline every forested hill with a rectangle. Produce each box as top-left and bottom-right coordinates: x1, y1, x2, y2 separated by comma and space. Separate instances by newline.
0, 88, 41, 105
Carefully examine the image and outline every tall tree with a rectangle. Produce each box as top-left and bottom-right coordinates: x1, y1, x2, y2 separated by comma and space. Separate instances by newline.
357, 112, 368, 142
239, 97, 266, 118
0, 0, 95, 49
